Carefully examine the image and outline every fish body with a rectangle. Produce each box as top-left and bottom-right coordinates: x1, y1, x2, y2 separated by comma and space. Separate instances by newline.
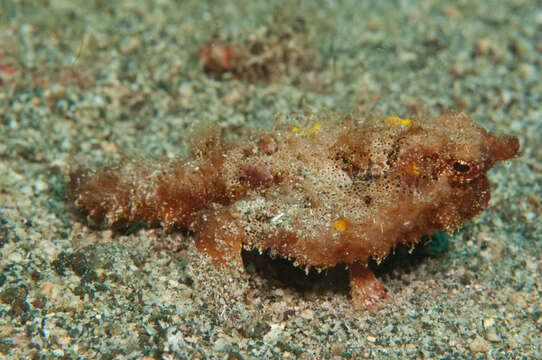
70, 112, 520, 308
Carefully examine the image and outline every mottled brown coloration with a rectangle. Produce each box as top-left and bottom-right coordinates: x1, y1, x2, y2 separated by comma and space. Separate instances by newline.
69, 112, 520, 308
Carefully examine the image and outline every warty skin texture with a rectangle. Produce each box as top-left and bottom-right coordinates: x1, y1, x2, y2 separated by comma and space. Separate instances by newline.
69, 112, 520, 308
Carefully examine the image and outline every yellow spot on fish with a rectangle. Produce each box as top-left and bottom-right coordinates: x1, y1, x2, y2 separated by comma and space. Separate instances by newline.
404, 162, 420, 177
292, 123, 322, 136
333, 218, 348, 231
233, 184, 247, 198
385, 115, 411, 126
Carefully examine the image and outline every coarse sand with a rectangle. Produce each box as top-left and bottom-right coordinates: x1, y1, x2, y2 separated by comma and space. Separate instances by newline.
0, 1, 540, 359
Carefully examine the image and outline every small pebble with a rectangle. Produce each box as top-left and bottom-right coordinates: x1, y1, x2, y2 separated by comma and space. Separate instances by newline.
486, 328, 501, 343
483, 318, 495, 329
469, 336, 489, 353
263, 323, 285, 344
213, 337, 229, 352
33, 180, 49, 193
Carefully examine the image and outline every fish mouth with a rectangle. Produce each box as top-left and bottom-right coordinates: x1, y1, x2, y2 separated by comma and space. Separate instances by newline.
453, 174, 491, 222
433, 174, 491, 230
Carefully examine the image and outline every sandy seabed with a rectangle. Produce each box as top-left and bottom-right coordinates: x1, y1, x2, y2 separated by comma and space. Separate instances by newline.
0, 1, 540, 359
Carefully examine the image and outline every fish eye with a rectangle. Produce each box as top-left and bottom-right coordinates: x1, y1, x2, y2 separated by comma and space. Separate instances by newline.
452, 160, 471, 173
449, 159, 480, 183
